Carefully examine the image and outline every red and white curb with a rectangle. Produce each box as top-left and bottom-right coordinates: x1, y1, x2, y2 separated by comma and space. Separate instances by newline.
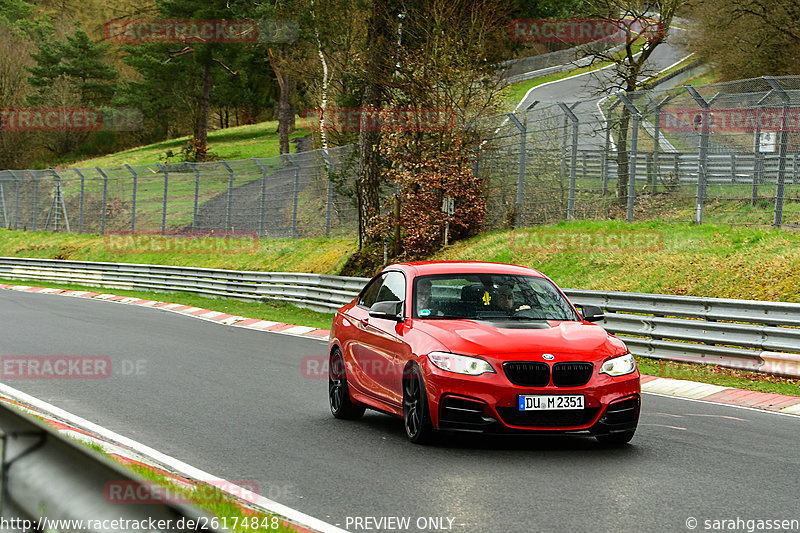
0, 383, 344, 533
641, 375, 800, 415
4, 282, 800, 417
0, 283, 332, 341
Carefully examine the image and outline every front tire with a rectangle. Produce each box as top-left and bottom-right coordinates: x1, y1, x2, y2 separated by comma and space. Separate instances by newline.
403, 364, 434, 444
329, 348, 366, 420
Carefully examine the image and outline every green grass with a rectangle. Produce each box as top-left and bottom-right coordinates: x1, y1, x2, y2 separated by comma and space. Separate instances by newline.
68, 119, 313, 168
638, 357, 800, 397
0, 229, 356, 275
0, 276, 335, 329
120, 463, 300, 533
432, 220, 800, 302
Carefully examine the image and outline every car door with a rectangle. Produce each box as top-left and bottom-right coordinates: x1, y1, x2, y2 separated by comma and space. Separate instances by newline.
348, 271, 408, 407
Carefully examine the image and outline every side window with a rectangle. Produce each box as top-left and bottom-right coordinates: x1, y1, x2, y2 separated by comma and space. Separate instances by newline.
358, 274, 385, 308
375, 271, 405, 304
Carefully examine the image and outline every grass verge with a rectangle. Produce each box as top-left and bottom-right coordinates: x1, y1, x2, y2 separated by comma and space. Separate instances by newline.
0, 277, 334, 330
68, 119, 313, 168
0, 229, 356, 275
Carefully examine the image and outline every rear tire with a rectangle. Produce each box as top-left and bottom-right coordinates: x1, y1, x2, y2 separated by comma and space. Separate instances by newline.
595, 430, 636, 447
403, 364, 434, 444
329, 348, 366, 420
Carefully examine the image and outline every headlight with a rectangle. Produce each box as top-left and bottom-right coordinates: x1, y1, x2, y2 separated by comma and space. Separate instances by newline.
427, 352, 495, 376
599, 353, 636, 377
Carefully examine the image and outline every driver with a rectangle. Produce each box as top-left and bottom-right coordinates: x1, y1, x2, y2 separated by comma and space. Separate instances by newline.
416, 279, 441, 316
495, 284, 530, 315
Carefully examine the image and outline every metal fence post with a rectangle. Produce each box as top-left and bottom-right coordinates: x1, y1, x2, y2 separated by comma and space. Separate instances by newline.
617, 92, 641, 222
222, 161, 234, 231
653, 95, 672, 194
286, 155, 300, 238
190, 162, 199, 230
765, 77, 790, 227
560, 114, 568, 189
9, 170, 20, 230
97, 167, 108, 235
0, 176, 8, 228
558, 103, 579, 220
506, 113, 527, 227
125, 164, 137, 233
32, 172, 39, 231
752, 93, 771, 205
73, 168, 85, 233
603, 100, 621, 196
685, 86, 717, 225
320, 151, 336, 236
253, 158, 269, 237
157, 163, 168, 234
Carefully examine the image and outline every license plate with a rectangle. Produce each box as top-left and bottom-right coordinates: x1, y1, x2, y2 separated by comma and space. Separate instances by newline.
518, 395, 584, 411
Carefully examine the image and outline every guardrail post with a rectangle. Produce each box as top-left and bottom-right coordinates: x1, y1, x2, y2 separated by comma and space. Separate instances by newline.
190, 162, 199, 231
222, 161, 234, 231
764, 77, 790, 228
97, 167, 108, 235
321, 150, 336, 236
73, 168, 85, 233
253, 158, 269, 237
505, 113, 527, 228
287, 154, 300, 238
684, 86, 718, 225
9, 169, 20, 230
617, 92, 641, 222
125, 164, 137, 233
157, 163, 168, 234
558, 103, 579, 220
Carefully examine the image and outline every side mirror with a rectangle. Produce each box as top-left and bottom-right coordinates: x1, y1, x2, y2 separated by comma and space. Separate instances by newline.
369, 300, 403, 321
580, 305, 605, 322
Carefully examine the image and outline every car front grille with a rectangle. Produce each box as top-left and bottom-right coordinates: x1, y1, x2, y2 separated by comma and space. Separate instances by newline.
552, 362, 593, 387
497, 407, 599, 428
503, 362, 550, 387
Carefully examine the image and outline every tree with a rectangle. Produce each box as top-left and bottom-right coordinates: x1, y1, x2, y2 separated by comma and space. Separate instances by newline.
582, 0, 685, 202
687, 0, 800, 79
27, 27, 118, 106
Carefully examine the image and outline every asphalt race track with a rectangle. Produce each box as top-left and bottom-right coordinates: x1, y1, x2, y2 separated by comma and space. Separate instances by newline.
2, 290, 799, 533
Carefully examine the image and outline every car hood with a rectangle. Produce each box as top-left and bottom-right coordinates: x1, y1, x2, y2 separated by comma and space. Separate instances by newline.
412, 319, 626, 360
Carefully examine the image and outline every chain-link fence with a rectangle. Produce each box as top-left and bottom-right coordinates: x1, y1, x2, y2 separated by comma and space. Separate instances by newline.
0, 145, 359, 238
1, 75, 799, 239
475, 74, 800, 230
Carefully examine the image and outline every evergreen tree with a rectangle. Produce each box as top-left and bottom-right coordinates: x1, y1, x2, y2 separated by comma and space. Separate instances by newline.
27, 25, 118, 106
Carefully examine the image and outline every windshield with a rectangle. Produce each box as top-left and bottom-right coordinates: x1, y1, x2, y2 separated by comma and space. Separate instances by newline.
412, 273, 579, 321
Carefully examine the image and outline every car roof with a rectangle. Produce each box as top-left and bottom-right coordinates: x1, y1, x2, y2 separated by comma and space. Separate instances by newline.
384, 261, 546, 278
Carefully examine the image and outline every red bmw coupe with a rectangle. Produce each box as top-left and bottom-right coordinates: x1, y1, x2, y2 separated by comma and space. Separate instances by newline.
328, 261, 640, 445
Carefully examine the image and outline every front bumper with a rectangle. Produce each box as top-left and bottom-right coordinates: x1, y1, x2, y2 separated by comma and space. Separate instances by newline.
422, 359, 640, 435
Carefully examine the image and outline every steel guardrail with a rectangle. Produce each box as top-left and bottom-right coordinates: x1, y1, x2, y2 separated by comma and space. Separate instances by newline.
1, 257, 798, 376
0, 400, 223, 532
